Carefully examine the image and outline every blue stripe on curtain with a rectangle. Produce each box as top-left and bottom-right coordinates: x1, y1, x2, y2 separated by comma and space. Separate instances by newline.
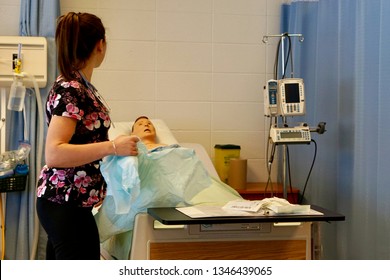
282, 0, 390, 259
5, 0, 59, 260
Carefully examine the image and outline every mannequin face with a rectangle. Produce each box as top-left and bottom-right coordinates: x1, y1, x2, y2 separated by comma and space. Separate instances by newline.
132, 117, 157, 142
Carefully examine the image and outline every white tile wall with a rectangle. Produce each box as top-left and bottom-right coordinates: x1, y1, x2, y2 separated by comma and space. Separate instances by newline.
0, 0, 286, 183
0, 0, 20, 35
157, 72, 212, 101
157, 12, 212, 42
157, 42, 212, 72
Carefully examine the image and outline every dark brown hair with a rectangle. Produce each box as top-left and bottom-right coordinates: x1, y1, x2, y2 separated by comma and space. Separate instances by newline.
55, 12, 106, 81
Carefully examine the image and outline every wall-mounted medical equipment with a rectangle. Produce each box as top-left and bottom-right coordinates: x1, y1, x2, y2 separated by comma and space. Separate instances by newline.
0, 36, 47, 260
0, 36, 47, 88
0, 36, 47, 152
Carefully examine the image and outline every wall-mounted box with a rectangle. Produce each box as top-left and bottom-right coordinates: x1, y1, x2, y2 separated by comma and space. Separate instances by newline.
0, 36, 47, 88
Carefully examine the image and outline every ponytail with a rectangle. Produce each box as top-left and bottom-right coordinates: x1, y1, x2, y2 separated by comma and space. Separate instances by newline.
55, 12, 105, 81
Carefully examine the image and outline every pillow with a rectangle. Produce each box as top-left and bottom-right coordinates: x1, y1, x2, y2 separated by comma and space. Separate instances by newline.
109, 119, 178, 144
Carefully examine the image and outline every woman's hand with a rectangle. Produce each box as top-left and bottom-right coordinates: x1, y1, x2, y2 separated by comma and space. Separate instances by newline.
112, 135, 139, 156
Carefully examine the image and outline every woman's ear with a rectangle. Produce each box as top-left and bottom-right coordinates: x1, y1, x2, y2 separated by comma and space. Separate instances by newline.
96, 39, 105, 53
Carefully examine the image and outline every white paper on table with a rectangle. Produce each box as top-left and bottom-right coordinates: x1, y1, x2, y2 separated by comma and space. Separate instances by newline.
176, 205, 323, 219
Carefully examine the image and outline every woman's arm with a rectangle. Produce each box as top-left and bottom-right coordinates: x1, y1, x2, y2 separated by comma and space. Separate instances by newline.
45, 115, 138, 168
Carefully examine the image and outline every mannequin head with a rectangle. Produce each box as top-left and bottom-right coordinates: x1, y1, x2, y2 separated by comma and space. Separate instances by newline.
131, 116, 157, 143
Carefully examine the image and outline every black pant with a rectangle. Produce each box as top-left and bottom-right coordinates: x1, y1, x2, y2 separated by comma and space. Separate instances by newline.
36, 198, 100, 260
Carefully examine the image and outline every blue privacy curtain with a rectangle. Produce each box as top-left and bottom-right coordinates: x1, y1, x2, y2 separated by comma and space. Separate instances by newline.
282, 0, 390, 259
5, 0, 59, 259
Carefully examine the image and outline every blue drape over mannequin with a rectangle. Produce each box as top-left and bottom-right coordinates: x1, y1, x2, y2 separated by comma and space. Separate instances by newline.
5, 0, 59, 259
282, 0, 390, 259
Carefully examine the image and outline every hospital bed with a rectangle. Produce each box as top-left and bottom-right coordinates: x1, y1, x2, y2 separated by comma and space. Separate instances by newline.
101, 119, 313, 260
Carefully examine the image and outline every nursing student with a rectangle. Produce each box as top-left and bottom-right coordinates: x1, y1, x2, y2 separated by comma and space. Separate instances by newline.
36, 12, 139, 260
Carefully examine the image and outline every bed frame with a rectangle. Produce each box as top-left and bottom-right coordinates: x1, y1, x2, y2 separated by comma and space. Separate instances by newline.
130, 213, 312, 260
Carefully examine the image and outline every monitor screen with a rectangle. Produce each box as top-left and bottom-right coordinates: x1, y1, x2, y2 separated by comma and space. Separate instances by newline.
285, 83, 300, 103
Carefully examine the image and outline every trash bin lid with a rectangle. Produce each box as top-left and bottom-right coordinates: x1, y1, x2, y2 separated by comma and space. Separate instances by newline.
214, 144, 241, 149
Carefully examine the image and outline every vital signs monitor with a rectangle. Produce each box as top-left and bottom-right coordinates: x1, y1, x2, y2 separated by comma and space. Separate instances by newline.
278, 78, 305, 116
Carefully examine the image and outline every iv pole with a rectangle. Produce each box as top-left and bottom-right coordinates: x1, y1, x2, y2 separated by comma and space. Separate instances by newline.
262, 33, 304, 199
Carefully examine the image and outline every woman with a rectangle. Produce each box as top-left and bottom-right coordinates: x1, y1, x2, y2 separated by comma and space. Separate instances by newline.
36, 12, 139, 260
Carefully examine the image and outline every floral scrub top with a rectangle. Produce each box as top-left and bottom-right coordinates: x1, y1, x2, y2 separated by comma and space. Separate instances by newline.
36, 71, 111, 208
